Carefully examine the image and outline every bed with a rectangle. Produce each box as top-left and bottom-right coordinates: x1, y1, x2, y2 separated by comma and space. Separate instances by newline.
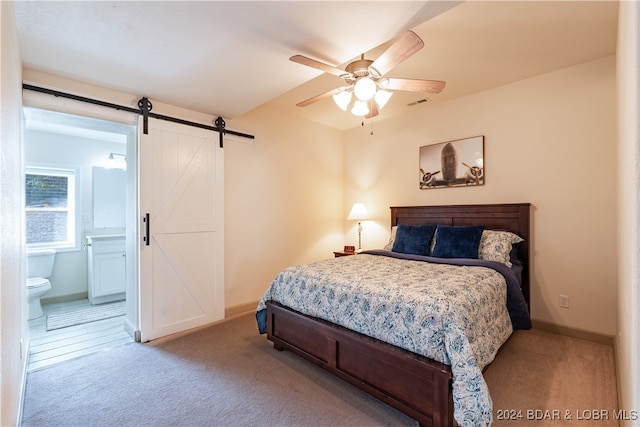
256, 203, 531, 427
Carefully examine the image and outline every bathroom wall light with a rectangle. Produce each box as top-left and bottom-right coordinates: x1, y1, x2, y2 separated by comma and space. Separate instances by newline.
105, 153, 126, 170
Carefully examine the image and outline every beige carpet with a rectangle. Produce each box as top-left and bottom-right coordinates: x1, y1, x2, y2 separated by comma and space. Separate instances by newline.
22, 313, 618, 426
486, 329, 619, 426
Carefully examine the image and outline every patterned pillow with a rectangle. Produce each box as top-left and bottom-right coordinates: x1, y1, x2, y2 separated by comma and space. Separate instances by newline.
383, 226, 397, 251
478, 230, 524, 267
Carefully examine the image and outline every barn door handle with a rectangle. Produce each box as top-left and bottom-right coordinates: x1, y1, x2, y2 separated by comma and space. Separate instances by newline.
143, 213, 150, 246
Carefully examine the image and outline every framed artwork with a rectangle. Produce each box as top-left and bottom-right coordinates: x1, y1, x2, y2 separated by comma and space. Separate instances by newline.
419, 135, 484, 189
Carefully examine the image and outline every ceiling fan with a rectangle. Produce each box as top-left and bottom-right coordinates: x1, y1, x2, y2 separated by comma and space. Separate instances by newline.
290, 31, 446, 118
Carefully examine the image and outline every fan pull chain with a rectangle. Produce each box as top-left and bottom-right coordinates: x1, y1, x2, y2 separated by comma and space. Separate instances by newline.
359, 119, 374, 135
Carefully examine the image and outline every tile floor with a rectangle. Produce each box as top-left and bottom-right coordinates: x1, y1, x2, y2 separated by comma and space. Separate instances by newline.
27, 299, 134, 372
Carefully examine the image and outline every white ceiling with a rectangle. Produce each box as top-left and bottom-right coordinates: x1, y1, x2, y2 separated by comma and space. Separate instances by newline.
14, 1, 618, 131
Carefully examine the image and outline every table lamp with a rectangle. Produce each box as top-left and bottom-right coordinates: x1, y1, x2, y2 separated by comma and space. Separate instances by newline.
347, 203, 369, 252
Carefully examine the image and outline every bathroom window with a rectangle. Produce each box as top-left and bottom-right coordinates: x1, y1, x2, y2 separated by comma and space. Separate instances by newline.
25, 167, 77, 249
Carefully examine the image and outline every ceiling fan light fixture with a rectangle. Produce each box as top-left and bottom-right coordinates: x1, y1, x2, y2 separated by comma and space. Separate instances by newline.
332, 89, 352, 111
351, 100, 369, 116
354, 77, 376, 101
290, 31, 441, 122
374, 89, 393, 109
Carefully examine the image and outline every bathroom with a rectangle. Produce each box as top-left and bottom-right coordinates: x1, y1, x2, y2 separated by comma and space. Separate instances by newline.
25, 107, 136, 361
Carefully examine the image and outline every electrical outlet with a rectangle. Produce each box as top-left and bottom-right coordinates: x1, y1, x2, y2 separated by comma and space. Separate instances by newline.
559, 295, 570, 308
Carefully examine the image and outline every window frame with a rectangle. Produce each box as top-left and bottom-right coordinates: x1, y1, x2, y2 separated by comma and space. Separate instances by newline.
25, 165, 81, 252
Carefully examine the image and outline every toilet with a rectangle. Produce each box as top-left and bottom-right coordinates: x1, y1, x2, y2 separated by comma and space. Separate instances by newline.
26, 249, 56, 320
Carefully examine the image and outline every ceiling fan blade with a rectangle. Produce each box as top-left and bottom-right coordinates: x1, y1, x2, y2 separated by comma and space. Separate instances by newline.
385, 78, 446, 94
296, 88, 341, 107
290, 55, 347, 78
369, 31, 424, 77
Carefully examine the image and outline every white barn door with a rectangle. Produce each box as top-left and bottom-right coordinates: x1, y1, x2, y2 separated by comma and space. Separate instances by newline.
139, 118, 224, 342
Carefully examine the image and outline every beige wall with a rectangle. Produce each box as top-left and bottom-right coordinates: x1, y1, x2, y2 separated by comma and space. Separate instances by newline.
226, 109, 344, 308
0, 2, 27, 425
616, 1, 640, 420
343, 56, 617, 336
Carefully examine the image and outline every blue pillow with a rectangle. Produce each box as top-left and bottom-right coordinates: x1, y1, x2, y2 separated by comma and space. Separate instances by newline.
431, 225, 485, 259
391, 224, 437, 256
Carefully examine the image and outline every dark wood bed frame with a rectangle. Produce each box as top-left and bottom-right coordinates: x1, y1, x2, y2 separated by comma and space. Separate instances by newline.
266, 203, 531, 427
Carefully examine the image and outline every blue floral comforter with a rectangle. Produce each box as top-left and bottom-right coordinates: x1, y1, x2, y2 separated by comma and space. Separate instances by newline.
256, 250, 531, 427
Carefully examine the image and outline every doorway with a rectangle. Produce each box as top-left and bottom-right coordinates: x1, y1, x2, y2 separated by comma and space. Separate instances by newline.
24, 107, 138, 370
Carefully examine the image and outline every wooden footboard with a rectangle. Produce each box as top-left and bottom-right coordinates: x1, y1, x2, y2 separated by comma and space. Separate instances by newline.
266, 301, 453, 427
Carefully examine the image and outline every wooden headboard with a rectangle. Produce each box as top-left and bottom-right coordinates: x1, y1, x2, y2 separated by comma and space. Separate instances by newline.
390, 203, 531, 309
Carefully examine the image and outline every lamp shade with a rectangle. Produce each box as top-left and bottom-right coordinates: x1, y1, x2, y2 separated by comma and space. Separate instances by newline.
347, 203, 369, 220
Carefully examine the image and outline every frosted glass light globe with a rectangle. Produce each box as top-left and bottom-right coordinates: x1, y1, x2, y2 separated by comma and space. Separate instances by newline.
374, 90, 392, 109
351, 100, 369, 116
332, 90, 352, 111
354, 77, 376, 101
